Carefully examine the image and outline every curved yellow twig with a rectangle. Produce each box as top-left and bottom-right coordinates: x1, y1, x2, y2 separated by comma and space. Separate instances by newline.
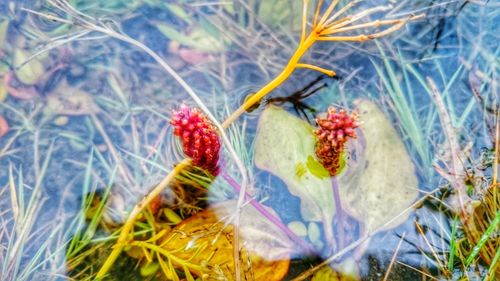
96, 159, 191, 279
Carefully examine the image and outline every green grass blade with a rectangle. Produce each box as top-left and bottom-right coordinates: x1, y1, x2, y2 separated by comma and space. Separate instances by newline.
484, 245, 500, 281
465, 211, 500, 267
448, 216, 458, 271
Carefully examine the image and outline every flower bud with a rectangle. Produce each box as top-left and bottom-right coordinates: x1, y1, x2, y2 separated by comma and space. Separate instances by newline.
170, 105, 221, 175
315, 107, 359, 176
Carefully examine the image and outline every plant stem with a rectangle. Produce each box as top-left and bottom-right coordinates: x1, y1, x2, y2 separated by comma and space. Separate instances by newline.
222, 34, 318, 129
221, 171, 316, 255
492, 117, 498, 211
96, 159, 191, 279
332, 177, 345, 250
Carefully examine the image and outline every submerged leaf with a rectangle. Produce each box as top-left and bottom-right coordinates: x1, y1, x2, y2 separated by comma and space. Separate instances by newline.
288, 221, 307, 237
3, 72, 38, 100
162, 200, 291, 280
308, 222, 322, 249
0, 20, 8, 47
338, 100, 419, 233
13, 49, 45, 86
157, 24, 225, 53
45, 81, 98, 115
0, 82, 6, 102
254, 105, 335, 223
258, 1, 302, 31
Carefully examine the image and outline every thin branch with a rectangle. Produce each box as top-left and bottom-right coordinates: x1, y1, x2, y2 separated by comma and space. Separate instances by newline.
91, 114, 134, 186
13, 25, 93, 69
321, 18, 407, 36
492, 116, 499, 204
415, 222, 448, 274
325, 5, 392, 30
427, 77, 469, 215
317, 19, 409, 42
312, 0, 323, 28
296, 63, 336, 76
396, 261, 440, 280
300, 0, 310, 44
382, 232, 406, 281
21, 7, 74, 24
317, 0, 341, 28
321, 0, 360, 28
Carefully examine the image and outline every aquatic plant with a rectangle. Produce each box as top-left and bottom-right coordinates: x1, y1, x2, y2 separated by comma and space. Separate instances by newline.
313, 106, 360, 253
315, 107, 359, 176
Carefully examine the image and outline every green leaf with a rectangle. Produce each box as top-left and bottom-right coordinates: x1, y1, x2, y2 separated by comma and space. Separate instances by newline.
254, 106, 335, 223
163, 208, 182, 224
338, 100, 419, 233
0, 20, 9, 49
258, 1, 302, 31
306, 155, 330, 179
164, 3, 192, 24
465, 210, 500, 267
156, 24, 225, 53
0, 80, 6, 102
140, 261, 160, 277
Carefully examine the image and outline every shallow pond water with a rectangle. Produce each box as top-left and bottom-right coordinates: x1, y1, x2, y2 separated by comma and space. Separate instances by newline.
0, 1, 498, 281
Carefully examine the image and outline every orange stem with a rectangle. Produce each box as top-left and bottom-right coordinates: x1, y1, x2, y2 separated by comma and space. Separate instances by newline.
222, 34, 317, 128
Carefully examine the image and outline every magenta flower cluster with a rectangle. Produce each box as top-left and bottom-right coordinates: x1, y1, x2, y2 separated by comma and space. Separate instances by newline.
170, 105, 221, 175
315, 107, 360, 176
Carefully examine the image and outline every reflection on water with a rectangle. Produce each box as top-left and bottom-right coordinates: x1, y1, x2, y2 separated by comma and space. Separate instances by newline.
0, 0, 498, 280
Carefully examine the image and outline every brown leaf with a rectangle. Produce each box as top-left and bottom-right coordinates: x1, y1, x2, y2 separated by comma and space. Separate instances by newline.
4, 72, 38, 100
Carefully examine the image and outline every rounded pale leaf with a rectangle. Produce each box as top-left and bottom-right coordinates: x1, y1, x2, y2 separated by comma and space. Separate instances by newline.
338, 99, 419, 233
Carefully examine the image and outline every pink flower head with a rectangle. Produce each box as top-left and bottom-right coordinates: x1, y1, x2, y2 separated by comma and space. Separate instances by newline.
315, 107, 360, 176
170, 105, 221, 175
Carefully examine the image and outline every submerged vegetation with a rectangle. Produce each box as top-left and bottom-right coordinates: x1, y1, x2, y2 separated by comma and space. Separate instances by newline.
0, 0, 498, 280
